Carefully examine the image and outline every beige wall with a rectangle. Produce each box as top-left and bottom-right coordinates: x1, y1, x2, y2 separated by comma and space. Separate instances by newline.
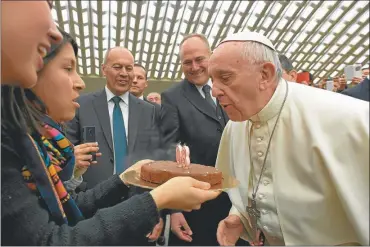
80, 76, 179, 96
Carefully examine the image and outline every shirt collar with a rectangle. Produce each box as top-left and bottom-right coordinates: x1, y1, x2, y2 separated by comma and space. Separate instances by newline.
250, 78, 288, 123
195, 79, 213, 91
105, 86, 129, 106
139, 95, 144, 100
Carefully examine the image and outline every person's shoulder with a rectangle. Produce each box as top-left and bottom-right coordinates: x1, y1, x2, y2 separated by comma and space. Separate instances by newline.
130, 94, 155, 110
77, 89, 103, 102
162, 79, 186, 96
290, 82, 368, 119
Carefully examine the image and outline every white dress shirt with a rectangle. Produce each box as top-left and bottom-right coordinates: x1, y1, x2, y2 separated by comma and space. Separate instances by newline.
195, 79, 217, 105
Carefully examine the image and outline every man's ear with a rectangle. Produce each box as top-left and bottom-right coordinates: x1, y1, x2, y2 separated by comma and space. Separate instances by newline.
289, 70, 298, 82
101, 64, 106, 77
260, 62, 276, 90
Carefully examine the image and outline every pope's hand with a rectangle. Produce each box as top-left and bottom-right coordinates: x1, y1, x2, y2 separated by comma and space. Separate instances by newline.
170, 212, 193, 242
150, 177, 221, 211
146, 218, 164, 242
74, 142, 102, 177
217, 215, 244, 246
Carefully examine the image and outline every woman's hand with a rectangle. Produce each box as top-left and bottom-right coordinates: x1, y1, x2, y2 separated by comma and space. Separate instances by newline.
150, 177, 221, 211
73, 142, 102, 177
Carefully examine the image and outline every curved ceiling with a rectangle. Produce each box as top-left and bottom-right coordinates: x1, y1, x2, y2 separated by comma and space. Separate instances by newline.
52, 0, 369, 84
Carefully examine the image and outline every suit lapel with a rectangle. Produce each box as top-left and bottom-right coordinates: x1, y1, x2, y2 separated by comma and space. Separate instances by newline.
93, 90, 113, 151
182, 79, 219, 122
128, 94, 142, 153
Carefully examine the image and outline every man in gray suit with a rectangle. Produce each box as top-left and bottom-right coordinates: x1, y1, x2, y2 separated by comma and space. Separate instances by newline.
66, 47, 162, 189
66, 47, 164, 245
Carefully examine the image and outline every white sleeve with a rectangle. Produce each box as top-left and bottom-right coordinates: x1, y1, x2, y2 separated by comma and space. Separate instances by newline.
229, 205, 253, 242
63, 176, 83, 192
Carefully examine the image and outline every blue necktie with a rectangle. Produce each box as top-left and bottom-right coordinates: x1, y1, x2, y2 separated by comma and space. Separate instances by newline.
112, 96, 128, 174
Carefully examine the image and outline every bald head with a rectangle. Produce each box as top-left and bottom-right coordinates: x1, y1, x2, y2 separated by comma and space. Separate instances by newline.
147, 92, 161, 105
102, 47, 135, 96
103, 47, 133, 65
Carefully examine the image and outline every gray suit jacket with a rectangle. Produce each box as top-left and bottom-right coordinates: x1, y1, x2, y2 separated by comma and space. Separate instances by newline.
66, 89, 163, 189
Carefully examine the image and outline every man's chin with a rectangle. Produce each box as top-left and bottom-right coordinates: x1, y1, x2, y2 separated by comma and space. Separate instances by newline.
189, 77, 209, 86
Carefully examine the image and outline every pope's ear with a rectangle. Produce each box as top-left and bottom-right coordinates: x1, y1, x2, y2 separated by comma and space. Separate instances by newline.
260, 62, 276, 90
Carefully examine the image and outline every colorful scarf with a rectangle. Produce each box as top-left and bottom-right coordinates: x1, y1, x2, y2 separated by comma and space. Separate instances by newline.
22, 116, 84, 226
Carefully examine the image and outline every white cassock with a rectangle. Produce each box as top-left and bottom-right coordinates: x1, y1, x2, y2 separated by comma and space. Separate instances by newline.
216, 80, 369, 245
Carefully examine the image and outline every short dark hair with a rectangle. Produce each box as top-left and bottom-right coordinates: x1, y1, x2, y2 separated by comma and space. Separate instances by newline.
278, 54, 294, 72
134, 63, 148, 80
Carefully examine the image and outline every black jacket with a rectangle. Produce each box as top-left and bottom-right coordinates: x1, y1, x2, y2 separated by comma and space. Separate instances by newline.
160, 79, 231, 246
1, 130, 159, 246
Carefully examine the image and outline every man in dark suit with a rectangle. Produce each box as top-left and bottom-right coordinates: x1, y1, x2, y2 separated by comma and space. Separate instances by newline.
341, 76, 369, 102
161, 34, 241, 246
66, 47, 163, 245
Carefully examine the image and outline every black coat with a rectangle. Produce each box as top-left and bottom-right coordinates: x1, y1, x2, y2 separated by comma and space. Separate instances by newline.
1, 130, 159, 246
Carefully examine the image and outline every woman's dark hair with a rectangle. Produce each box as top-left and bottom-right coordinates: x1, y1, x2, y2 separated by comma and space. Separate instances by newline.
1, 27, 79, 136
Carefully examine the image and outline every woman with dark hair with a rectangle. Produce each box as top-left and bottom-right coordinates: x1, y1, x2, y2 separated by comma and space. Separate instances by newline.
2, 26, 220, 247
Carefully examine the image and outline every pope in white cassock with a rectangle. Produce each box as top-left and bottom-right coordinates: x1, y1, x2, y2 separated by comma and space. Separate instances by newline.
209, 31, 369, 246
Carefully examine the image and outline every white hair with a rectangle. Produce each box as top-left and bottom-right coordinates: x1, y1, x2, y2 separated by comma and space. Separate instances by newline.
242, 41, 282, 81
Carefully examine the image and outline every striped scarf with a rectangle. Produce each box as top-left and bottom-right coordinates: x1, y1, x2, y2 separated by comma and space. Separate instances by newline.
22, 118, 84, 226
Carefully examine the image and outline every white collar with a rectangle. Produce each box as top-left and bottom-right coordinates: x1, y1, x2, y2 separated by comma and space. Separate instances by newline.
195, 79, 213, 91
250, 78, 288, 123
105, 86, 129, 106
139, 95, 144, 100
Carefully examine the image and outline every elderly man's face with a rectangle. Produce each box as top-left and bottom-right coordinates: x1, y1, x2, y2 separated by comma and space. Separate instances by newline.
209, 42, 267, 121
147, 92, 161, 105
180, 37, 211, 86
102, 48, 134, 96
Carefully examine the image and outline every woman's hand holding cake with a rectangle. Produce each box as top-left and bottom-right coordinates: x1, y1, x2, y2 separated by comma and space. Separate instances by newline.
149, 177, 221, 211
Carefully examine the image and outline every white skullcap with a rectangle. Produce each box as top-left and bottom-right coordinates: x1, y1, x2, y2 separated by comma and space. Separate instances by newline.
217, 31, 276, 51
361, 64, 369, 70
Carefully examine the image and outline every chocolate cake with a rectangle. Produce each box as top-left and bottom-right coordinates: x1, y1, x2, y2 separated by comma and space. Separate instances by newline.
140, 161, 222, 185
